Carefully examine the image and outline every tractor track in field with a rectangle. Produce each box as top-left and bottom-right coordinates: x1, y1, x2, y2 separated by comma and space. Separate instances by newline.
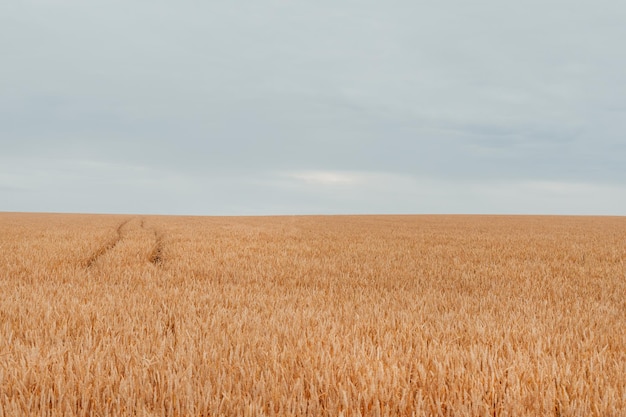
149, 231, 164, 266
84, 218, 133, 268
141, 219, 165, 267
84, 218, 166, 269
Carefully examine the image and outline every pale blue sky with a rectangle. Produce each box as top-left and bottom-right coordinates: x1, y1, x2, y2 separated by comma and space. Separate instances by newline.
2, 0, 625, 215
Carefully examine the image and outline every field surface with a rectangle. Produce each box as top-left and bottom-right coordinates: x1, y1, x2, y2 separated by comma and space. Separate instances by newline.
0, 213, 625, 416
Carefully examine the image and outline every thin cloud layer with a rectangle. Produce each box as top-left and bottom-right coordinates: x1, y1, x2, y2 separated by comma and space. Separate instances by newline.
1, 0, 625, 214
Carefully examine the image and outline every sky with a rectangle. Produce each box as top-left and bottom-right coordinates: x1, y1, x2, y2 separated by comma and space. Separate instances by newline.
2, 0, 625, 215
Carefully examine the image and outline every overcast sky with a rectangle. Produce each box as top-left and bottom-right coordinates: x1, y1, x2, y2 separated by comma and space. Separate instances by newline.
2, 0, 625, 215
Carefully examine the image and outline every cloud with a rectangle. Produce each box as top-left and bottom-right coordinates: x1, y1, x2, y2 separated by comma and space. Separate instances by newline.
2, 154, 624, 215
285, 171, 361, 186
1, 1, 625, 214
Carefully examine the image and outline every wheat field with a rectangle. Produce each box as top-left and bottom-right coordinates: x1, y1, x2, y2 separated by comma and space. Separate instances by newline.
0, 213, 624, 416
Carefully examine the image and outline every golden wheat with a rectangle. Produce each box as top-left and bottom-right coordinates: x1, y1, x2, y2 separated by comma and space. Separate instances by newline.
0, 213, 624, 416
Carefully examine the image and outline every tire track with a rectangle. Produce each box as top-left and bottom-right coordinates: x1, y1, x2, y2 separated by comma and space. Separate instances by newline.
140, 219, 165, 266
84, 218, 132, 268
149, 230, 164, 266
